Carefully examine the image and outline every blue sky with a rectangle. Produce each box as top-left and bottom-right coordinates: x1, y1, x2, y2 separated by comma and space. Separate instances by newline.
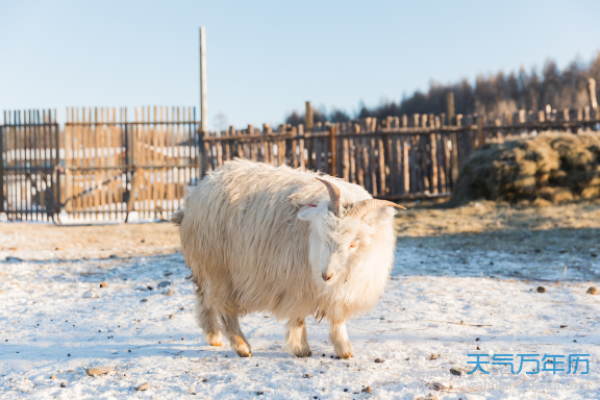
1, 0, 599, 129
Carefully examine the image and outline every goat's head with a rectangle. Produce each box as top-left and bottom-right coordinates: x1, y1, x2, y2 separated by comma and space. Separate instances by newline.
297, 178, 405, 286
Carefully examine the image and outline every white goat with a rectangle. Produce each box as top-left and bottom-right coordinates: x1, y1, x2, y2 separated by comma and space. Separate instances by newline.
172, 159, 403, 358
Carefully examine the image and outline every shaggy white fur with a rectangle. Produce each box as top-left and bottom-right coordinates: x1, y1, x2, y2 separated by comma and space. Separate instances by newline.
173, 159, 399, 358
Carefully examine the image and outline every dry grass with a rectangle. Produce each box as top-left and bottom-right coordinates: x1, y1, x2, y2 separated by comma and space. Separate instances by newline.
450, 132, 600, 206
0, 222, 180, 259
396, 198, 600, 254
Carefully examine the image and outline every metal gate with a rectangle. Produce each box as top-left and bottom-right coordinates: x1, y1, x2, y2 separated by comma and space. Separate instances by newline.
0, 110, 60, 221
1, 107, 201, 223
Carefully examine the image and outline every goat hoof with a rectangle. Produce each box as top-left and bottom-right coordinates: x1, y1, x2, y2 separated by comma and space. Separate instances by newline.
235, 347, 253, 357
293, 349, 312, 358
206, 333, 223, 347
333, 344, 354, 359
333, 342, 354, 359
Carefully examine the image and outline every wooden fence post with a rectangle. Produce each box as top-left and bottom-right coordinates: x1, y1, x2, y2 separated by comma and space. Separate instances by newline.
588, 78, 598, 109
298, 124, 305, 171
342, 124, 349, 181
305, 101, 313, 132
450, 115, 459, 187
329, 125, 336, 176
447, 92, 455, 125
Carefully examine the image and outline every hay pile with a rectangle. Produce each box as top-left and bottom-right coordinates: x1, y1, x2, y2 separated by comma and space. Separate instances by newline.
449, 132, 600, 206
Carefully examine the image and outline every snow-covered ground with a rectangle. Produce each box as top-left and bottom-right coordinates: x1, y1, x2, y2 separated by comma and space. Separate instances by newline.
1, 246, 600, 399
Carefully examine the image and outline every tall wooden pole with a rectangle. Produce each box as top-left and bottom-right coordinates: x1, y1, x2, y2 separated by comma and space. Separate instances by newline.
446, 92, 455, 126
305, 101, 313, 131
199, 27, 207, 132
305, 101, 313, 171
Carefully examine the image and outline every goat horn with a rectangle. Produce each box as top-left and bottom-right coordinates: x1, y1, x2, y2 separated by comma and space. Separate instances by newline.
347, 199, 406, 219
316, 177, 341, 216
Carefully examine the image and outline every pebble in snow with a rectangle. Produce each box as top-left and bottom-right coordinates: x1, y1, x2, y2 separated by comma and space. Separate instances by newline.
361, 386, 372, 394
449, 367, 468, 376
99, 281, 108, 288
136, 382, 150, 391
587, 286, 599, 295
163, 288, 175, 296
83, 290, 97, 299
50, 375, 57, 380
61, 382, 67, 388
86, 366, 113, 376
537, 286, 546, 293
427, 381, 446, 391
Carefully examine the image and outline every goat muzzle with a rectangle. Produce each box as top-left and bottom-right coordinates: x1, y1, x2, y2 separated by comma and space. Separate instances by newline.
322, 272, 334, 282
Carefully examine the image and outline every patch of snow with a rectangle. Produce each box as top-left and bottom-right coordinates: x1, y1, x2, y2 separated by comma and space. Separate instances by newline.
1, 253, 599, 399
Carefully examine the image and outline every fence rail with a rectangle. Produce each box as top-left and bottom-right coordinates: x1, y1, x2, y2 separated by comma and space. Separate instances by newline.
1, 105, 599, 222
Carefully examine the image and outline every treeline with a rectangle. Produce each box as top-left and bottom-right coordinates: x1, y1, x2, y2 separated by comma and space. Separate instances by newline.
286, 52, 600, 125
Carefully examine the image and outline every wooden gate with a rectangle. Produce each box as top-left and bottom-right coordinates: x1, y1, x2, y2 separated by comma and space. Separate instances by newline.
63, 107, 201, 222
0, 110, 60, 221
63, 108, 130, 221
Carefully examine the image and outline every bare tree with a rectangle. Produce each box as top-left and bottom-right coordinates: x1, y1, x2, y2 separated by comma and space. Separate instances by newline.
213, 112, 228, 132
285, 52, 600, 123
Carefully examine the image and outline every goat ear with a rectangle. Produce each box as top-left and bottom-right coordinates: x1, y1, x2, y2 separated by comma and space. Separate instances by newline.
297, 203, 326, 221
362, 206, 395, 226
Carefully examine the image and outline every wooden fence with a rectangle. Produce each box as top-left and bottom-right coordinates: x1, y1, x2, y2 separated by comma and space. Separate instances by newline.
1, 105, 599, 222
203, 107, 600, 201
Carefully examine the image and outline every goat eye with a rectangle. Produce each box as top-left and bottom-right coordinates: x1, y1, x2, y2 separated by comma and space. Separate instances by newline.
349, 242, 358, 249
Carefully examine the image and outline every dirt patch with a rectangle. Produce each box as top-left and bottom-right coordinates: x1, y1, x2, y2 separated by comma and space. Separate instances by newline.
449, 132, 600, 206
396, 198, 600, 254
2, 198, 599, 263
0, 222, 181, 259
